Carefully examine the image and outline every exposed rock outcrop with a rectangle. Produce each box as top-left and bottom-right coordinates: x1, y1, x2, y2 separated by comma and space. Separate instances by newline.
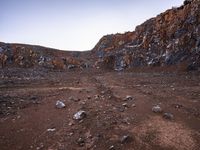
93, 0, 200, 71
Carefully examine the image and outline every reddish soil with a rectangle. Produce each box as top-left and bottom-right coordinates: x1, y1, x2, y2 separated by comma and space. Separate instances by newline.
0, 68, 200, 150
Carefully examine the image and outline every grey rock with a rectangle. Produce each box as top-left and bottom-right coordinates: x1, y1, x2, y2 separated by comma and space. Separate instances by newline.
77, 137, 85, 146
68, 64, 76, 69
152, 105, 163, 113
69, 96, 80, 102
124, 95, 133, 101
109, 145, 115, 150
163, 112, 174, 120
122, 103, 128, 107
120, 135, 131, 144
73, 110, 87, 120
55, 100, 65, 108
132, 104, 136, 107
47, 128, 56, 132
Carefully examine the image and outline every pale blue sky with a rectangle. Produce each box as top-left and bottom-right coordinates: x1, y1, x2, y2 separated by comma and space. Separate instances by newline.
0, 0, 183, 51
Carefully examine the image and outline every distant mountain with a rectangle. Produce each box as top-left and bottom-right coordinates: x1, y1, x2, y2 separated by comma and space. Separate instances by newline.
0, 0, 200, 71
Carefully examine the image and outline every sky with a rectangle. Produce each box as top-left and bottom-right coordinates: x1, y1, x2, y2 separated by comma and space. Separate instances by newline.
1, 0, 184, 51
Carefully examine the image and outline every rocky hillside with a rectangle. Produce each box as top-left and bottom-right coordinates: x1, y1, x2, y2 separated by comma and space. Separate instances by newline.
0, 0, 200, 71
0, 42, 90, 70
93, 0, 200, 71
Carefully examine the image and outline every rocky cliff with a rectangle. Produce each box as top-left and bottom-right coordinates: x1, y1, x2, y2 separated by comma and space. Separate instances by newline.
93, 0, 200, 71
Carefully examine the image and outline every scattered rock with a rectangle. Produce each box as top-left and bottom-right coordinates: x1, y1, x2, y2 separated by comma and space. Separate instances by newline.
152, 105, 163, 113
73, 110, 87, 120
94, 95, 100, 100
55, 100, 65, 109
132, 104, 136, 107
109, 145, 115, 150
68, 132, 74, 136
47, 128, 56, 132
124, 95, 133, 101
120, 135, 132, 144
122, 103, 128, 107
30, 96, 37, 100
69, 96, 80, 102
101, 91, 105, 94
77, 137, 85, 146
118, 106, 125, 112
68, 64, 76, 69
36, 143, 44, 150
163, 112, 174, 120
173, 104, 183, 109
68, 122, 74, 126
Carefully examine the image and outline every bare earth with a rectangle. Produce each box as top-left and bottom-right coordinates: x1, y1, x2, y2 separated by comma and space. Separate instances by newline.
0, 68, 200, 150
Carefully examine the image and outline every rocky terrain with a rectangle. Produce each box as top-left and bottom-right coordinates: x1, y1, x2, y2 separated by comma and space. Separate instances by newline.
93, 0, 200, 71
0, 0, 200, 150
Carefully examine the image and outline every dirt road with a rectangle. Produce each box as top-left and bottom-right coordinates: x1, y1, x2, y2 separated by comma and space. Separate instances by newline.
0, 68, 200, 150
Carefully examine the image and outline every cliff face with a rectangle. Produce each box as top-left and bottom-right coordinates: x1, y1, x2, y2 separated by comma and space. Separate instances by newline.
93, 0, 200, 71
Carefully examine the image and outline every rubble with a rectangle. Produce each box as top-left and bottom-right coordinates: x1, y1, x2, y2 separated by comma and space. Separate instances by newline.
68, 96, 80, 102
68, 64, 76, 69
163, 112, 174, 120
122, 103, 128, 107
124, 95, 133, 101
55, 100, 65, 109
120, 135, 132, 144
73, 110, 87, 120
109, 145, 115, 150
152, 105, 163, 113
47, 128, 56, 132
77, 137, 85, 146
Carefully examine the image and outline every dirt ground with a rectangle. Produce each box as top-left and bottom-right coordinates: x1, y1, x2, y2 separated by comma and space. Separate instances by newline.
0, 68, 200, 150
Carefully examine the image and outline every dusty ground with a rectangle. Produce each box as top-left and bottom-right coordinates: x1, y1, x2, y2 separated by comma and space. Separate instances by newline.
0, 68, 200, 150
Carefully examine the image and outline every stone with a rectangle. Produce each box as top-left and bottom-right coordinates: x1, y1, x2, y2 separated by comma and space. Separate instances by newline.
120, 135, 131, 144
94, 95, 100, 99
47, 128, 56, 132
122, 103, 128, 107
73, 110, 87, 120
132, 104, 136, 107
69, 96, 80, 102
55, 100, 65, 109
152, 105, 163, 113
124, 95, 133, 101
68, 64, 75, 69
173, 104, 183, 109
30, 96, 37, 100
163, 112, 174, 120
77, 137, 85, 146
118, 106, 125, 112
109, 145, 115, 150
